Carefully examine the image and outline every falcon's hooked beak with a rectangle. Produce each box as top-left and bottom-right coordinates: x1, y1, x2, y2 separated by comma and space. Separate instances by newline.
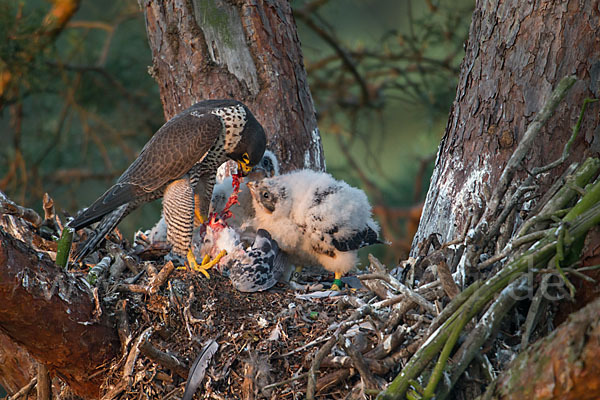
237, 152, 253, 176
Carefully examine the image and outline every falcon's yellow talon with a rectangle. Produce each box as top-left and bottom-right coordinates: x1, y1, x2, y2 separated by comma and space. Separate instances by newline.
186, 249, 211, 279
216, 249, 227, 260
201, 249, 227, 270
186, 249, 227, 279
197, 268, 211, 279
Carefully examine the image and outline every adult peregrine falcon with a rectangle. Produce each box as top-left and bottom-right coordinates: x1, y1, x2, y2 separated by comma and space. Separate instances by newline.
69, 100, 266, 274
247, 170, 382, 290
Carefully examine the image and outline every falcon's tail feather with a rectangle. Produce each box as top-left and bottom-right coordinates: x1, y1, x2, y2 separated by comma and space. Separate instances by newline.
73, 203, 129, 263
69, 183, 137, 230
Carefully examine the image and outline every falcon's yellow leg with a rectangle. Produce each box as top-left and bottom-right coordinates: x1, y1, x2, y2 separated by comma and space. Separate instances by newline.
186, 249, 226, 278
186, 250, 208, 278
194, 194, 205, 226
331, 272, 343, 291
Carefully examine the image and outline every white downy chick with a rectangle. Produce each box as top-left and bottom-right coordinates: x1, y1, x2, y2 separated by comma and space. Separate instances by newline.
146, 216, 167, 243
247, 169, 382, 289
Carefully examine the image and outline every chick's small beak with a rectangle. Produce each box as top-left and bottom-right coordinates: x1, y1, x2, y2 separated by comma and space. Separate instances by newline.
237, 160, 253, 176
246, 181, 258, 198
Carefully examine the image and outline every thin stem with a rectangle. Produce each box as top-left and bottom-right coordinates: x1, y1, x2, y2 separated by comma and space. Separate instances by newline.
423, 308, 469, 398
55, 226, 74, 269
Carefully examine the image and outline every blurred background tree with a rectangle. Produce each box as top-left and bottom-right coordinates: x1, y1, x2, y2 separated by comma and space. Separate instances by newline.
0, 0, 474, 266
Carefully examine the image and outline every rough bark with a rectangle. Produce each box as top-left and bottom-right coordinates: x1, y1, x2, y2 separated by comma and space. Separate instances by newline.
405, 3, 600, 396
142, 0, 324, 171
0, 330, 36, 394
493, 295, 600, 400
0, 216, 120, 398
413, 0, 600, 251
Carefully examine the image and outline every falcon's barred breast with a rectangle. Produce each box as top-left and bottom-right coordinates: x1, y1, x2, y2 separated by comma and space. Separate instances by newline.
69, 100, 267, 265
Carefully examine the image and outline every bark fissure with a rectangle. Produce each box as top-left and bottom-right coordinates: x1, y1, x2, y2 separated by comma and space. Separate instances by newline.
191, 0, 260, 95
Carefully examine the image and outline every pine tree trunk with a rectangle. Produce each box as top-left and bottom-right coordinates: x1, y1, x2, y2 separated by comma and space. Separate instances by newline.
141, 0, 324, 171
493, 295, 600, 400
413, 0, 600, 250
408, 2, 600, 395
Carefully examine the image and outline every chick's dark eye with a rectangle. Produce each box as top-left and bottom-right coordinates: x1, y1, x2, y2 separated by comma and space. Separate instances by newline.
262, 191, 270, 199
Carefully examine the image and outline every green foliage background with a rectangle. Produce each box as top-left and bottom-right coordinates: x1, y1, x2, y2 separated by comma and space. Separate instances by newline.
0, 0, 473, 265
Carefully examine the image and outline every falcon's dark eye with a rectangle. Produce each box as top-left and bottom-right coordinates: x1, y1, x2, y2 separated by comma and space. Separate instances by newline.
262, 191, 270, 199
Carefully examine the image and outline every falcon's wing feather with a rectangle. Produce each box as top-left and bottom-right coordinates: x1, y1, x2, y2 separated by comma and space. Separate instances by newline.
69, 112, 223, 230
119, 111, 224, 191
69, 183, 140, 229
229, 229, 282, 292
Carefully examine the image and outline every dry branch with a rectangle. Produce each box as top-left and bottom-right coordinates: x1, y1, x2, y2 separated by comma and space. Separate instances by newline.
36, 364, 51, 400
139, 340, 187, 379
306, 305, 373, 399
0, 196, 42, 227
341, 336, 381, 391
365, 254, 437, 314
7, 377, 37, 400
